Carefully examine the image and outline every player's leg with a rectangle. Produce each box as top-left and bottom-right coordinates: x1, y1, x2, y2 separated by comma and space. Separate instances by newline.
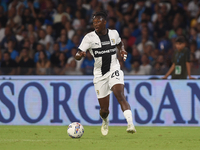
98, 95, 110, 119
94, 76, 111, 136
98, 95, 110, 136
112, 84, 136, 133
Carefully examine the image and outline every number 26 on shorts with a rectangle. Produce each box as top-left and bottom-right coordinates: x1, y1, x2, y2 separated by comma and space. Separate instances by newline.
111, 70, 119, 78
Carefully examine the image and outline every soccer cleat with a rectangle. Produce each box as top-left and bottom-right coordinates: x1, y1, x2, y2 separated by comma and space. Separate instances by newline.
126, 124, 136, 134
101, 117, 109, 136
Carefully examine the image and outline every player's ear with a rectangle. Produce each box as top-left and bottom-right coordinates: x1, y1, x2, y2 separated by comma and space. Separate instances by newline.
103, 20, 107, 25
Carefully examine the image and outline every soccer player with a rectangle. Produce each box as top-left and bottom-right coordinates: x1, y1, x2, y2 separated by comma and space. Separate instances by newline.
75, 11, 136, 135
162, 36, 195, 79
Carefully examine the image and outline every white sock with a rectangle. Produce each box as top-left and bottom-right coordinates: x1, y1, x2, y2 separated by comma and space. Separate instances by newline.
101, 116, 108, 122
123, 110, 133, 125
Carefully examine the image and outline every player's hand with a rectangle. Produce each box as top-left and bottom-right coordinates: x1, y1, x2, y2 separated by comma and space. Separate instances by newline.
75, 51, 86, 60
79, 51, 86, 57
189, 76, 196, 79
161, 76, 167, 79
120, 50, 127, 61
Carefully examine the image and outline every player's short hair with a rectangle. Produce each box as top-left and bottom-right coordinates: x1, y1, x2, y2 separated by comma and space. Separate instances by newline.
175, 36, 186, 43
93, 11, 108, 20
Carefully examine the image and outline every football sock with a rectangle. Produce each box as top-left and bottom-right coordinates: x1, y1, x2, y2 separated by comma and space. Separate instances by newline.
101, 116, 108, 122
123, 110, 133, 125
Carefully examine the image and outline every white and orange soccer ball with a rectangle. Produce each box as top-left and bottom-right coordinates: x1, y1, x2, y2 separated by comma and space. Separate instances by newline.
67, 122, 84, 138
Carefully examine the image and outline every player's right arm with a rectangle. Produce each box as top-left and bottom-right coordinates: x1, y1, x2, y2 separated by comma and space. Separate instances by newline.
162, 63, 175, 79
75, 34, 90, 61
75, 50, 86, 60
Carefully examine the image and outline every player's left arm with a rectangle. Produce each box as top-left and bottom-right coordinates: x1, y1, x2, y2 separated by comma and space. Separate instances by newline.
186, 49, 195, 79
186, 62, 195, 79
116, 42, 127, 61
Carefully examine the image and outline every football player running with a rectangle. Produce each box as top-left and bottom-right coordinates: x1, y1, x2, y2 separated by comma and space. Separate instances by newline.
75, 11, 136, 135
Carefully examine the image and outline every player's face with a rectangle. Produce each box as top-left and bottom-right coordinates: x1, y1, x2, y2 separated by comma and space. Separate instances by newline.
93, 16, 106, 33
175, 42, 185, 51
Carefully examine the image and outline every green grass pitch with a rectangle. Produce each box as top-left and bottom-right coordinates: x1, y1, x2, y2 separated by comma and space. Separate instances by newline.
0, 126, 200, 150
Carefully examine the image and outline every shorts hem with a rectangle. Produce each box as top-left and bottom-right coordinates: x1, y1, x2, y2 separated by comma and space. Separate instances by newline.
109, 82, 124, 90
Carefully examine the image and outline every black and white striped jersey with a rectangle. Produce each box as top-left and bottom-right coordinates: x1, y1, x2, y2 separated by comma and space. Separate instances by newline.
78, 29, 121, 78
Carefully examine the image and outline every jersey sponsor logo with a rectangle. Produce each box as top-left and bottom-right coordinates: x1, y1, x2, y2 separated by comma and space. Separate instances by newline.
101, 41, 110, 45
93, 48, 116, 57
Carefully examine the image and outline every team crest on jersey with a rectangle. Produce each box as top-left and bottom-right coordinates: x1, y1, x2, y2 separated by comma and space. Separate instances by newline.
97, 90, 99, 95
111, 39, 115, 44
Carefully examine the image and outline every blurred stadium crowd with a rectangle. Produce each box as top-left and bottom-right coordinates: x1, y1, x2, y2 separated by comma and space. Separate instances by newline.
0, 0, 200, 75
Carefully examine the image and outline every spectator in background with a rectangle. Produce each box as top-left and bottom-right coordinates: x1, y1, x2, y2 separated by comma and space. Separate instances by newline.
38, 29, 47, 48
125, 45, 141, 71
107, 17, 119, 31
137, 36, 153, 55
122, 27, 136, 48
160, 3, 170, 22
64, 21, 75, 40
27, 24, 38, 40
190, 40, 198, 59
168, 0, 186, 23
81, 52, 94, 75
129, 61, 145, 75
140, 54, 152, 75
7, 7, 22, 33
0, 6, 7, 27
53, 4, 70, 24
151, 3, 160, 24
162, 36, 194, 79
71, 34, 81, 49
0, 22, 5, 43
54, 15, 69, 39
34, 18, 43, 35
76, 0, 87, 18
53, 52, 67, 75
7, 40, 19, 61
73, 10, 82, 30
29, 34, 38, 52
8, 0, 23, 10
188, 0, 199, 18
43, 0, 57, 25
65, 59, 82, 75
59, 34, 74, 57
1, 26, 17, 50
154, 13, 169, 42
151, 54, 168, 75
168, 16, 181, 39
17, 48, 35, 75
22, 8, 35, 28
34, 43, 50, 62
22, 39, 35, 59
135, 26, 153, 45
50, 43, 60, 67
190, 27, 200, 49
66, 47, 83, 72
151, 62, 165, 75
45, 25, 54, 54
36, 50, 51, 75
0, 51, 17, 75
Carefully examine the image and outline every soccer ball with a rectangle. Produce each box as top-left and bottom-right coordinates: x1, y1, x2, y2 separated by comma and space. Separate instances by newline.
67, 122, 84, 138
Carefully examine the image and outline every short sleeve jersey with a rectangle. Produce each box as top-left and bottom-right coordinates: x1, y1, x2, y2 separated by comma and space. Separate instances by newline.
78, 29, 121, 77
171, 47, 190, 79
